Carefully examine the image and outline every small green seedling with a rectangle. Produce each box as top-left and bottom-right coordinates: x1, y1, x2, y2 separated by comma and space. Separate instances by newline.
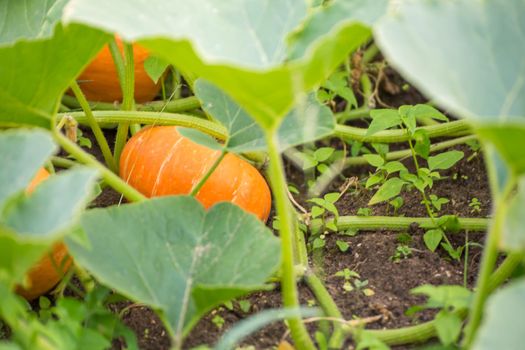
469, 198, 482, 213
212, 315, 225, 330
389, 196, 404, 215
391, 245, 412, 263
308, 192, 343, 252
336, 240, 350, 252
357, 207, 372, 216
317, 70, 357, 111
421, 194, 450, 213
334, 268, 374, 296
407, 285, 472, 346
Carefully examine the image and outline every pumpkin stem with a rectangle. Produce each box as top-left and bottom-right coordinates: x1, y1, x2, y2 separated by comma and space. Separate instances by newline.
70, 80, 118, 173
462, 155, 516, 347
190, 148, 228, 197
264, 130, 316, 350
113, 41, 136, 167
52, 128, 146, 202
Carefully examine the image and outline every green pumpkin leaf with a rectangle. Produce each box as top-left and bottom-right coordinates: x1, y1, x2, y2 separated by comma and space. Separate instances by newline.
375, 0, 525, 123
0, 0, 68, 45
0, 23, 108, 128
477, 125, 525, 176
375, 0, 525, 179
2, 168, 98, 237
67, 196, 281, 342
144, 56, 170, 83
0, 130, 98, 286
0, 130, 56, 206
473, 278, 525, 350
215, 307, 319, 350
0, 235, 53, 287
64, 0, 386, 129
194, 79, 335, 152
177, 127, 223, 151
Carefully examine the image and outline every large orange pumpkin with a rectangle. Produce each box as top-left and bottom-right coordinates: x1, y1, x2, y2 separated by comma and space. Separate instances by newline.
75, 39, 161, 103
15, 168, 72, 300
120, 126, 272, 222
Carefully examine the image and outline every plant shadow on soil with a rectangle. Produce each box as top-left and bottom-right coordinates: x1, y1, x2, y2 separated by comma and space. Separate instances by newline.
41, 67, 491, 350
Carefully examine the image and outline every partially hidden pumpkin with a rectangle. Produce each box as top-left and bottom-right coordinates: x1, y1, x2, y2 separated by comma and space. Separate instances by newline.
15, 168, 72, 300
120, 126, 272, 222
74, 38, 161, 103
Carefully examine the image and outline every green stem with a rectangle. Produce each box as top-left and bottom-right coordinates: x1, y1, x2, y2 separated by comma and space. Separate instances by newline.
334, 119, 471, 143
130, 123, 141, 135
114, 42, 135, 166
462, 169, 516, 347
369, 318, 438, 346
407, 136, 456, 255
487, 252, 523, 291
190, 148, 227, 196
464, 230, 470, 287
265, 130, 316, 350
407, 138, 432, 220
62, 94, 201, 113
59, 104, 70, 112
312, 215, 488, 233
51, 156, 77, 169
308, 135, 475, 197
361, 43, 379, 65
360, 73, 373, 107
70, 81, 118, 173
52, 129, 145, 202
58, 111, 227, 140
294, 217, 310, 268
172, 69, 182, 99
108, 38, 126, 87
335, 107, 370, 123
304, 272, 346, 348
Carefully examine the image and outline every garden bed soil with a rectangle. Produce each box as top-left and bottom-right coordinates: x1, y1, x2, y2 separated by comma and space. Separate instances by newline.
66, 66, 490, 349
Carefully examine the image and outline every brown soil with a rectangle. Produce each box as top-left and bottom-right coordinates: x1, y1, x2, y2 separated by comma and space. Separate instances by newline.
3, 64, 491, 350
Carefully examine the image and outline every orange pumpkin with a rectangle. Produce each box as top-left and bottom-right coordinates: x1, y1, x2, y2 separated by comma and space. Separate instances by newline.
75, 38, 161, 103
15, 168, 72, 300
120, 126, 272, 222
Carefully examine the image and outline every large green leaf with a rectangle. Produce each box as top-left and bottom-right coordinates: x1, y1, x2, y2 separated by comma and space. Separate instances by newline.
375, 0, 525, 123
477, 125, 525, 176
215, 307, 320, 350
0, 167, 98, 286
64, 0, 386, 129
2, 168, 98, 237
0, 130, 98, 286
0, 130, 56, 206
194, 79, 335, 152
288, 0, 388, 59
0, 24, 107, 128
67, 0, 305, 69
0, 0, 68, 45
0, 235, 53, 287
473, 278, 525, 350
67, 196, 281, 341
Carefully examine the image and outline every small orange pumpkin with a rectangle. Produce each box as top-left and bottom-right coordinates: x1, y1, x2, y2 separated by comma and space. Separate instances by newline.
75, 38, 161, 103
120, 126, 272, 222
15, 168, 72, 300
